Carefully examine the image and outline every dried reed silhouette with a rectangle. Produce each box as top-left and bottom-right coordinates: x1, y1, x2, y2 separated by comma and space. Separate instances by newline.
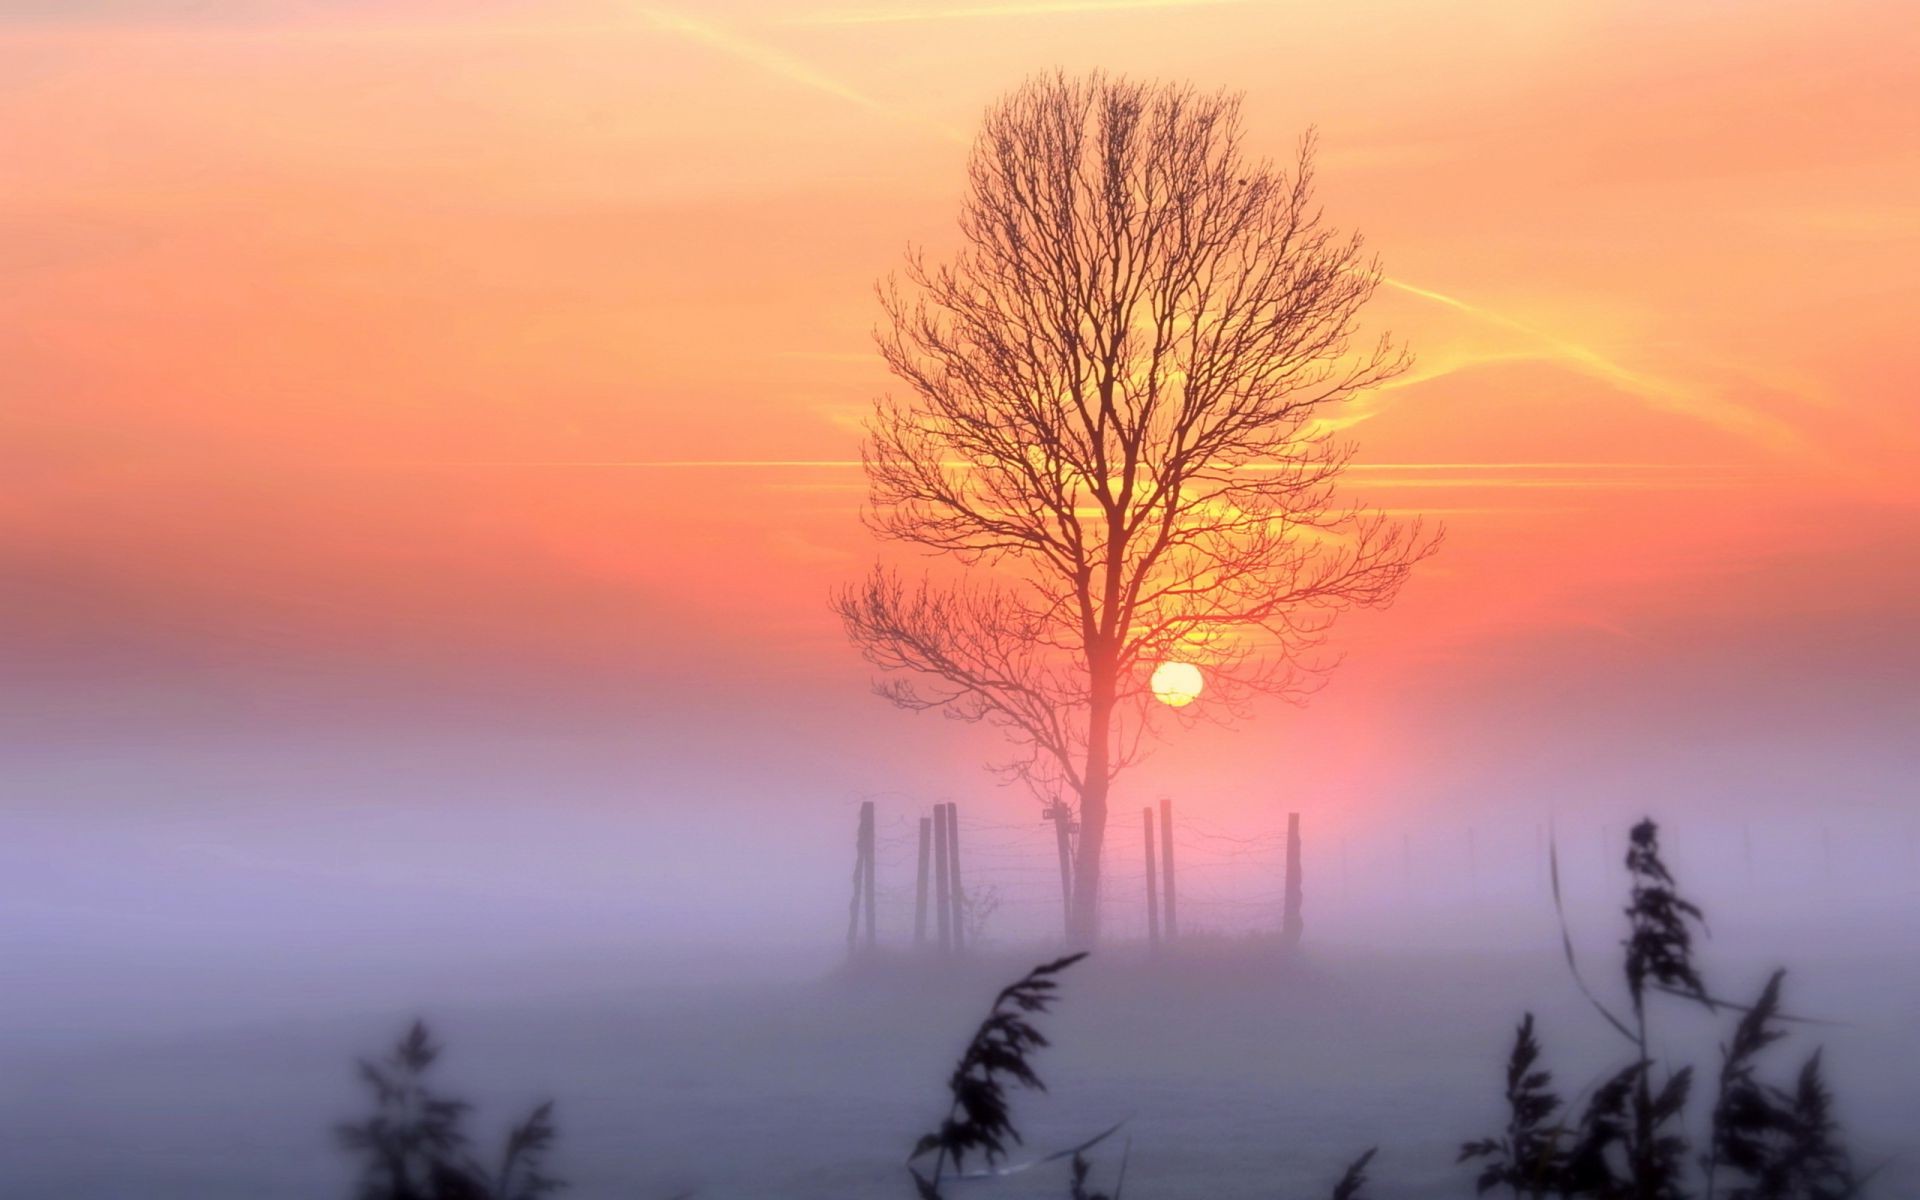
902, 820, 1870, 1200
1459, 1014, 1564, 1195
908, 951, 1091, 1196
1461, 819, 1862, 1200
330, 820, 1869, 1200
337, 1021, 562, 1200
1331, 1147, 1379, 1200
906, 951, 1374, 1199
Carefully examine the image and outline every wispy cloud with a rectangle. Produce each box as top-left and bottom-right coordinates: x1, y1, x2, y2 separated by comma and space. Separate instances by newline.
1379, 507, 1596, 517
774, 350, 884, 363
359, 459, 1723, 471
349, 461, 1733, 499
782, 0, 1249, 26
1382, 276, 1807, 455
347, 459, 864, 469
1349, 463, 1739, 472
638, 7, 890, 113
1353, 477, 1740, 490
637, 5, 964, 140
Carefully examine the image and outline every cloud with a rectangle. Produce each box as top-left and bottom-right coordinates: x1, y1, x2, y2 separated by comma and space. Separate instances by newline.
1382, 277, 1809, 456
636, 5, 963, 141
639, 6, 887, 113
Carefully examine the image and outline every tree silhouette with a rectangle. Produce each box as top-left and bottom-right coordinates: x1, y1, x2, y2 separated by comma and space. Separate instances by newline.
835, 72, 1435, 943
833, 72, 1436, 944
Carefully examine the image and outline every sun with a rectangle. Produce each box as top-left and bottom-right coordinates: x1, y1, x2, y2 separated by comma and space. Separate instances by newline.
1150, 661, 1204, 708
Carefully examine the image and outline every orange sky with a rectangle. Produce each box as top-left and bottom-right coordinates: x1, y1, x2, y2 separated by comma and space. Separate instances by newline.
3, 0, 1917, 836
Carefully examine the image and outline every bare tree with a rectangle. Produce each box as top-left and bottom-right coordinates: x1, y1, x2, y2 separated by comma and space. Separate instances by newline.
834, 72, 1436, 945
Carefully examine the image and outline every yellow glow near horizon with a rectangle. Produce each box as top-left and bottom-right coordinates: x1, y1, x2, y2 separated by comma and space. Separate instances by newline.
1151, 661, 1204, 707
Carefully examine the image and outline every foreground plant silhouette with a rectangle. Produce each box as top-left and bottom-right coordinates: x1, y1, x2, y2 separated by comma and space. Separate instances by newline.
337, 1021, 562, 1200
907, 950, 1373, 1199
906, 821, 1861, 1200
331, 822, 1865, 1199
908, 952, 1090, 1196
1460, 820, 1862, 1199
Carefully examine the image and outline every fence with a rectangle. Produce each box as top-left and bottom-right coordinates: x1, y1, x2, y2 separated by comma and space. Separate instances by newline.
839, 798, 1920, 955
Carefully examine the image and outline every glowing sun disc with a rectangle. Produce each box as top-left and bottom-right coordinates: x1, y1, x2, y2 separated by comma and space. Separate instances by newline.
1151, 661, 1204, 707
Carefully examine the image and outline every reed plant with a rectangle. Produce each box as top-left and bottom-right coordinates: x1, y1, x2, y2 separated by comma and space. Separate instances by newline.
334, 820, 1865, 1200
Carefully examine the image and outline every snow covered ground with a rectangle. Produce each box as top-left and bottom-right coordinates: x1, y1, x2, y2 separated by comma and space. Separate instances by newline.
4, 930, 1916, 1199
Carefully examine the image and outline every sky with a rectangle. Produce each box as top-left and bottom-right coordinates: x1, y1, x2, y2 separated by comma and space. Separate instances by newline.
3, 0, 1917, 967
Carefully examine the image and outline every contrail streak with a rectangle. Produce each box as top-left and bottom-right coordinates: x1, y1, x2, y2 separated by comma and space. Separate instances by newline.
638, 7, 893, 115
637, 6, 965, 141
623, 10, 1810, 462
1381, 276, 1804, 454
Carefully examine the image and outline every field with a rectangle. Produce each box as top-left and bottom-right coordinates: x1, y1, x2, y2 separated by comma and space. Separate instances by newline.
5, 923, 1916, 1200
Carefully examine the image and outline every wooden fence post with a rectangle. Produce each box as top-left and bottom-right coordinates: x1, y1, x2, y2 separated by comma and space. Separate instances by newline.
915, 816, 932, 948
946, 802, 965, 954
847, 803, 869, 954
1536, 823, 1547, 895
933, 803, 951, 954
860, 800, 877, 950
1143, 806, 1161, 950
1468, 825, 1479, 899
1282, 811, 1303, 947
1159, 797, 1177, 941
1049, 802, 1075, 940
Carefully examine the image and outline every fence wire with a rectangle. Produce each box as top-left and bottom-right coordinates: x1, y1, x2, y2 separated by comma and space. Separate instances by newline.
837, 799, 1920, 951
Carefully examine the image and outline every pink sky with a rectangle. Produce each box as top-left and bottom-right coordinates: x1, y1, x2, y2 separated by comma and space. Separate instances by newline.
3, 0, 1916, 845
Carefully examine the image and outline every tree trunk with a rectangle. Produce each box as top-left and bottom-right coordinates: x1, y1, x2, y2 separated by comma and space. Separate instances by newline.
1068, 683, 1115, 946
1069, 774, 1108, 946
